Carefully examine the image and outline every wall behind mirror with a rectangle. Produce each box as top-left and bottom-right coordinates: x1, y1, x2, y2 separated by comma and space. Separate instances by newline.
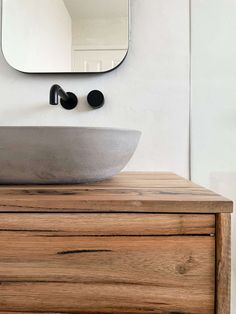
2, 0, 129, 73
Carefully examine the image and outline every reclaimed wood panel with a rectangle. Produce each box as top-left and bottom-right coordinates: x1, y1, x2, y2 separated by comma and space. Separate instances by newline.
0, 236, 215, 313
0, 173, 232, 213
0, 213, 215, 235
216, 213, 231, 314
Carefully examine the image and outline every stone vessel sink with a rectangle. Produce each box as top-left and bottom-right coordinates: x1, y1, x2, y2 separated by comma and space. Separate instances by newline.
0, 127, 141, 184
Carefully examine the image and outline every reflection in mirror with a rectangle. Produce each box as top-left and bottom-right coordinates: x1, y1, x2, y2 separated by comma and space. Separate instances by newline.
2, 0, 129, 73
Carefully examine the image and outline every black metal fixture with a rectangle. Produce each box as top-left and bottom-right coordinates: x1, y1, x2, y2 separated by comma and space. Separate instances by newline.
87, 90, 105, 109
49, 84, 78, 110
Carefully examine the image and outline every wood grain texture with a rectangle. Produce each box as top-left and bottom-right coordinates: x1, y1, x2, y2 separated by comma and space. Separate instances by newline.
216, 213, 231, 314
0, 172, 233, 213
0, 173, 231, 314
0, 213, 215, 236
0, 235, 215, 313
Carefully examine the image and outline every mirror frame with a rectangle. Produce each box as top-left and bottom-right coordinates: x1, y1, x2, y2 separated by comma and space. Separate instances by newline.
1, 0, 130, 74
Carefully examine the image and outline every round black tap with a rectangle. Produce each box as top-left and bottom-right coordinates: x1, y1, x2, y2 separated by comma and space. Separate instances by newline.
87, 90, 105, 109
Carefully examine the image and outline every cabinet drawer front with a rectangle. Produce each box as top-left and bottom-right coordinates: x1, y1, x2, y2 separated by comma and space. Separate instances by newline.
0, 213, 215, 235
0, 233, 215, 313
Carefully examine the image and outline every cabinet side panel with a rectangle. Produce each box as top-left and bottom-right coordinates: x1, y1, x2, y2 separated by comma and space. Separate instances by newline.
216, 213, 231, 314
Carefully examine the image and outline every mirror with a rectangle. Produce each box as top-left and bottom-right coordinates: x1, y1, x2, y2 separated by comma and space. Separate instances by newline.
2, 0, 129, 73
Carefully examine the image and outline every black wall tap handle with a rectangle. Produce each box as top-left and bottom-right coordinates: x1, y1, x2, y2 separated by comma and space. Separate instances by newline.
87, 90, 105, 109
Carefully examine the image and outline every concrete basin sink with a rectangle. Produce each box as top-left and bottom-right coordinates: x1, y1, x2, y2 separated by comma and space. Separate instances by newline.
0, 127, 141, 184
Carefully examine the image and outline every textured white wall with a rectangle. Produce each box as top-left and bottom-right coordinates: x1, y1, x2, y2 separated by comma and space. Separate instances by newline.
191, 0, 236, 311
0, 0, 190, 177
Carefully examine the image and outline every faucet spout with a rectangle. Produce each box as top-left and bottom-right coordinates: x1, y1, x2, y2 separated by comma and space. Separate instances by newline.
49, 84, 78, 110
50, 84, 70, 105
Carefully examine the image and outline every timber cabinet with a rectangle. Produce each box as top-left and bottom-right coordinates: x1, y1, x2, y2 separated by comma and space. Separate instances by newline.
0, 172, 233, 314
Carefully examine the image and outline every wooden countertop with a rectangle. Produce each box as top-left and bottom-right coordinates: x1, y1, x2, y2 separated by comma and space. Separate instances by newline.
0, 172, 233, 213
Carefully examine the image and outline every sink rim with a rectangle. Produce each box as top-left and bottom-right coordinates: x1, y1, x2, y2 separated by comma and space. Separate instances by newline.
0, 126, 141, 134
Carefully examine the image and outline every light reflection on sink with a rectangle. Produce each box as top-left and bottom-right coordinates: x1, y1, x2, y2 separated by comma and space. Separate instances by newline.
0, 127, 141, 184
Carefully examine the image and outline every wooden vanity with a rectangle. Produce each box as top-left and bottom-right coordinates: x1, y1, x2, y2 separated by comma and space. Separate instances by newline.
0, 172, 233, 314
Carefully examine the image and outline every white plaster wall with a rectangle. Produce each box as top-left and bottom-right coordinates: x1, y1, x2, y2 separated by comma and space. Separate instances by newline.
0, 0, 190, 177
191, 0, 236, 310
2, 0, 72, 72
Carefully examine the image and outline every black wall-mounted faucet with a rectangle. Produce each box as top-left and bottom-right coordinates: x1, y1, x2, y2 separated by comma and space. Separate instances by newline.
49, 84, 78, 110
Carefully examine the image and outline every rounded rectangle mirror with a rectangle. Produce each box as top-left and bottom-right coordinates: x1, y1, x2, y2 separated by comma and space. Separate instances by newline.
2, 0, 129, 73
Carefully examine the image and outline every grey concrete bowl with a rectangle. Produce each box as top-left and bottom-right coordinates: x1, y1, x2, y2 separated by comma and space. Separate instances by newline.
0, 127, 141, 184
